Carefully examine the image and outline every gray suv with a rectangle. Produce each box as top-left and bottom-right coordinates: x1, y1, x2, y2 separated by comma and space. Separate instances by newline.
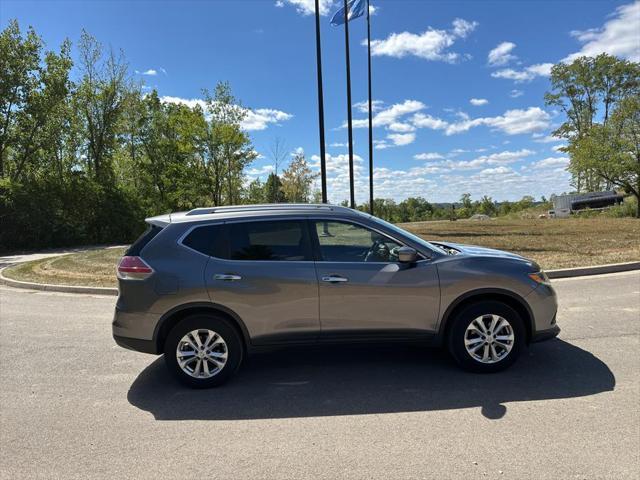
113, 204, 559, 388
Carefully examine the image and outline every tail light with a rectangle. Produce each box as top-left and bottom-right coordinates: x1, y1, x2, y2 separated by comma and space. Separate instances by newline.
117, 256, 154, 280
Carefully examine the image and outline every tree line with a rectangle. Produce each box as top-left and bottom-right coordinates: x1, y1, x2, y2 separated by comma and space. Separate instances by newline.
0, 21, 319, 250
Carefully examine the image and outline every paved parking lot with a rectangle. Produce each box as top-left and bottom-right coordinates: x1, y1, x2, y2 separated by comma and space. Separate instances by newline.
1, 271, 638, 479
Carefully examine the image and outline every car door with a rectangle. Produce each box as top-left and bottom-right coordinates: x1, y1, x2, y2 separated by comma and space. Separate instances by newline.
311, 219, 440, 340
202, 218, 320, 345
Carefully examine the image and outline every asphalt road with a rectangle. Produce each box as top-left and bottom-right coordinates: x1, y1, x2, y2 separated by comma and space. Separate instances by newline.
1, 272, 639, 480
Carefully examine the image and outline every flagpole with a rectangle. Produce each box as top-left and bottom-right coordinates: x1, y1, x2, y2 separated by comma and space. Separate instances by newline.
342, 0, 356, 209
314, 0, 328, 204
366, 0, 374, 215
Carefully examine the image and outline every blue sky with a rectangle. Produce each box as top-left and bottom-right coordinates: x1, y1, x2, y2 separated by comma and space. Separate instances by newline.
2, 0, 639, 203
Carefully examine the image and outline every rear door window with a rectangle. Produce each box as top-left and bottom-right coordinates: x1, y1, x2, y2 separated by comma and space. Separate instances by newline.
182, 224, 228, 258
228, 220, 312, 261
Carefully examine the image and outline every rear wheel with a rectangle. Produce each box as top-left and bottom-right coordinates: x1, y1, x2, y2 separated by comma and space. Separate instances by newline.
448, 301, 525, 373
164, 314, 243, 388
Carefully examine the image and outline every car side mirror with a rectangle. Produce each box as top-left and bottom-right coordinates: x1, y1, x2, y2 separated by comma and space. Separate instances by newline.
397, 246, 418, 263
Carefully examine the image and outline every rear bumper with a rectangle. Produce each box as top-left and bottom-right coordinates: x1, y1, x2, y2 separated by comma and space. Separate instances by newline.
531, 324, 561, 343
113, 334, 158, 354
112, 306, 160, 354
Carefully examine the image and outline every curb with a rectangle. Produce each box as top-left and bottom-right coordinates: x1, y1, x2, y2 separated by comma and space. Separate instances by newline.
545, 261, 640, 279
0, 267, 118, 296
1, 261, 639, 296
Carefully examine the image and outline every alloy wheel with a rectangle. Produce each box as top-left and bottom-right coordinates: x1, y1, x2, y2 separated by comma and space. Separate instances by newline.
464, 314, 515, 364
175, 329, 228, 379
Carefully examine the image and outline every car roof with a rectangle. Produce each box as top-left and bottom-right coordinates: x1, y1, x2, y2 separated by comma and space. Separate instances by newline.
145, 204, 368, 227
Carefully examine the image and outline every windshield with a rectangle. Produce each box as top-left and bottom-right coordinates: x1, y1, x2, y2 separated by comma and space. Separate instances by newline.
366, 216, 441, 255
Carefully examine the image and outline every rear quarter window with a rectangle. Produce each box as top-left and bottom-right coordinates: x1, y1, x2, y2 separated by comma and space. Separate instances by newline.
126, 225, 163, 256
182, 224, 228, 258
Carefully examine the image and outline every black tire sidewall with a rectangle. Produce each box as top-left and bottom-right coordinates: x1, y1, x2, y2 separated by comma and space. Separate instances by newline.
164, 314, 243, 388
448, 301, 525, 373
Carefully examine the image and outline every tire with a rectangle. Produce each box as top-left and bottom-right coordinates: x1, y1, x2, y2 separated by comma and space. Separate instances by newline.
447, 301, 525, 373
164, 314, 243, 388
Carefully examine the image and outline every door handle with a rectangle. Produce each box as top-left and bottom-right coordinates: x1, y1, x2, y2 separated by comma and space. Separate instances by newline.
321, 275, 348, 283
214, 274, 242, 281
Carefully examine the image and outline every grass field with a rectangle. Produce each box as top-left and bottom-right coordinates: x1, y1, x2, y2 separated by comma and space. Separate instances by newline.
3, 217, 639, 288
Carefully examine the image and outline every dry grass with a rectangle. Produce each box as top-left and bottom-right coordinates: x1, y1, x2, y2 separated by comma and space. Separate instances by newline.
401, 217, 640, 269
3, 246, 126, 288
3, 217, 639, 287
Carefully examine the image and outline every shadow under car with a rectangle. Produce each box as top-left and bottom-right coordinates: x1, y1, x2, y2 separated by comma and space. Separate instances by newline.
127, 338, 614, 421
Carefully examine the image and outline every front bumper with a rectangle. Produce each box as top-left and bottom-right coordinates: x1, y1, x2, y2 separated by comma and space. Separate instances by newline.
531, 324, 561, 343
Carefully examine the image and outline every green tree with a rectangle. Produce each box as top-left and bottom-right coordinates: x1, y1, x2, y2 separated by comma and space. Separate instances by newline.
569, 96, 640, 217
246, 178, 266, 204
478, 195, 496, 216
264, 172, 285, 203
545, 54, 640, 191
75, 30, 131, 182
0, 21, 44, 178
203, 82, 256, 205
397, 197, 433, 222
281, 151, 317, 203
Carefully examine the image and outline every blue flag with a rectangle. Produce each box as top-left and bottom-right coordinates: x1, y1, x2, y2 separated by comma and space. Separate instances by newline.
330, 0, 366, 26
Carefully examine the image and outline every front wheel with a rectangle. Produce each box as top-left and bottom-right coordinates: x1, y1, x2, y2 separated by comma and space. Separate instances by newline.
164, 314, 243, 388
448, 301, 525, 373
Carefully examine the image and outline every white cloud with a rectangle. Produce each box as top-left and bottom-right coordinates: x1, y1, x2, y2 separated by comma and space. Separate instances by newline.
430, 149, 535, 171
354, 99, 384, 113
414, 152, 445, 160
372, 100, 426, 126
488, 41, 517, 66
478, 107, 551, 135
387, 133, 416, 146
160, 96, 206, 110
510, 89, 524, 98
347, 99, 426, 129
532, 157, 569, 169
367, 18, 478, 62
387, 122, 416, 133
411, 113, 449, 130
532, 133, 563, 143
276, 0, 335, 16
242, 108, 293, 131
491, 2, 640, 87
308, 149, 571, 204
479, 166, 513, 176
491, 63, 554, 82
135, 69, 158, 76
246, 164, 275, 176
159, 96, 293, 131
470, 98, 489, 106
329, 142, 348, 148
412, 107, 551, 136
565, 2, 640, 62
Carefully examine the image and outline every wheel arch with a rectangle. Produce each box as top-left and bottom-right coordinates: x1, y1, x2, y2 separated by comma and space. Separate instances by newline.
153, 302, 251, 354
437, 288, 534, 345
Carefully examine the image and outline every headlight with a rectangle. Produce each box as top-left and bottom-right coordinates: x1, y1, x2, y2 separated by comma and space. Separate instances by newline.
528, 271, 550, 285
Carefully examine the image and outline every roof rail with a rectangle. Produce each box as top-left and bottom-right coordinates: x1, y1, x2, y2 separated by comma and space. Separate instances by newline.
185, 204, 353, 216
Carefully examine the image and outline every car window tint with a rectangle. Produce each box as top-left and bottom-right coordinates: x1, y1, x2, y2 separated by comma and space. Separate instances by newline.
229, 220, 311, 261
182, 224, 228, 258
314, 221, 401, 262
